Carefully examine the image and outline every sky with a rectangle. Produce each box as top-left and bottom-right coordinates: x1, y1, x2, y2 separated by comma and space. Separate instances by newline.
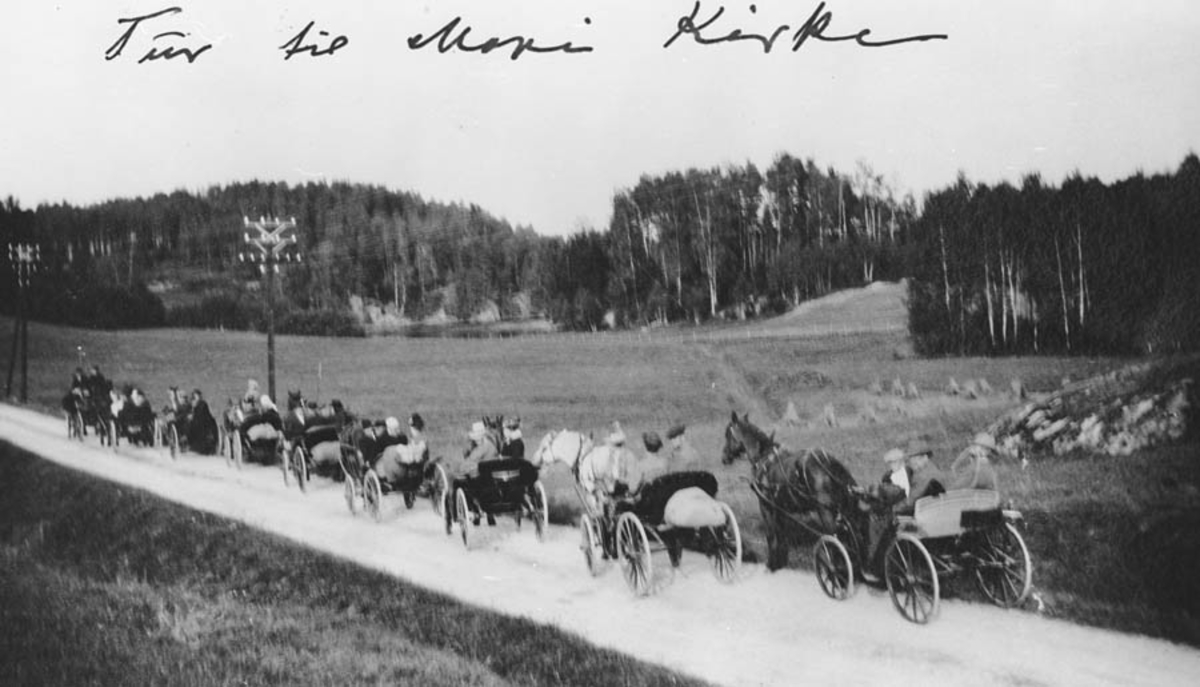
2, 1, 1198, 236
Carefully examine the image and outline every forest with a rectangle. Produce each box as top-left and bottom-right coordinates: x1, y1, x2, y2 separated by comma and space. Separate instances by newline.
2, 152, 1197, 355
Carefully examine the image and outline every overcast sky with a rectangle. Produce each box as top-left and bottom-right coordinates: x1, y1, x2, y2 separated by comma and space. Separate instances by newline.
2, 1, 1198, 236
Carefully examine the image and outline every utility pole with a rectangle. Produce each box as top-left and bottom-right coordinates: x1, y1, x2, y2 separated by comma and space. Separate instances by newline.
5, 242, 40, 402
240, 216, 300, 404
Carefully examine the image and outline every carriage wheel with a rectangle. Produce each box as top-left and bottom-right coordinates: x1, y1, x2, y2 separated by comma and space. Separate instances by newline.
455, 488, 472, 549
231, 435, 244, 470
109, 420, 119, 451
530, 481, 549, 542
403, 491, 416, 509
343, 478, 361, 516
430, 464, 449, 517
579, 513, 605, 577
710, 502, 742, 584
885, 533, 940, 624
154, 421, 164, 449
67, 412, 82, 441
617, 513, 653, 596
814, 535, 855, 601
168, 424, 180, 459
296, 448, 310, 494
974, 523, 1033, 608
281, 447, 292, 486
364, 471, 384, 522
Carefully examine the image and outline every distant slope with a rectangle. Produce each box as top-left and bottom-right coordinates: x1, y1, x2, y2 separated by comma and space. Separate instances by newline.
763, 280, 907, 334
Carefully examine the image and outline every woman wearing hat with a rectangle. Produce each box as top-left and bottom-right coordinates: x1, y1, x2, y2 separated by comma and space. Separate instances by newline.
665, 423, 702, 471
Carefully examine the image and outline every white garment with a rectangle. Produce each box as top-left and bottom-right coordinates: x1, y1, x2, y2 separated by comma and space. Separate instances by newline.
889, 466, 911, 497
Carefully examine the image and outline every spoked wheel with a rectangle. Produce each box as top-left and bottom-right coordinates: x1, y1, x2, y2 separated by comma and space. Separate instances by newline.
344, 478, 361, 516
455, 488, 472, 549
429, 464, 449, 517
974, 523, 1033, 608
168, 424, 180, 459
67, 412, 83, 441
579, 513, 605, 576
814, 535, 855, 601
364, 470, 384, 522
530, 481, 549, 542
709, 502, 742, 583
617, 512, 653, 596
885, 533, 940, 624
231, 435, 244, 470
296, 448, 310, 493
109, 420, 119, 451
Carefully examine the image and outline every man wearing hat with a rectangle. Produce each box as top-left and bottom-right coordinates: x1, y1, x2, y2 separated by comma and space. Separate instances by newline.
500, 416, 525, 461
373, 417, 413, 484
462, 420, 500, 476
950, 433, 1000, 490
901, 439, 948, 513
665, 423, 702, 471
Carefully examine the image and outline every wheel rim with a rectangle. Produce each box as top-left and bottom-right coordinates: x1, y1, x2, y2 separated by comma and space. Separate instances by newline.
282, 449, 292, 486
169, 426, 179, 458
885, 534, 940, 624
815, 535, 855, 601
297, 449, 309, 493
710, 502, 742, 583
533, 482, 548, 542
232, 435, 243, 469
581, 514, 606, 577
365, 472, 382, 521
431, 464, 448, 517
974, 523, 1033, 607
344, 479, 359, 515
456, 489, 471, 548
617, 514, 652, 596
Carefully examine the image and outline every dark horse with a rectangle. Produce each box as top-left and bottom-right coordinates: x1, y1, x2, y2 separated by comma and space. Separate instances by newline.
722, 412, 859, 572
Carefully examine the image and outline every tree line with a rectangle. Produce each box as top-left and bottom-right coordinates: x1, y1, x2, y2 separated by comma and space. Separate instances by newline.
908, 154, 1200, 355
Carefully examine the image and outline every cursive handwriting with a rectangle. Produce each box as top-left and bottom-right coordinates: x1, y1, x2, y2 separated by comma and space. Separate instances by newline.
407, 16, 594, 61
280, 21, 350, 60
664, 1, 948, 53
105, 7, 212, 64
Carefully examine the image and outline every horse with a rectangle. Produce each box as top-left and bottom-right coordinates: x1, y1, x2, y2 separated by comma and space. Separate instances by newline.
721, 411, 859, 572
532, 428, 631, 514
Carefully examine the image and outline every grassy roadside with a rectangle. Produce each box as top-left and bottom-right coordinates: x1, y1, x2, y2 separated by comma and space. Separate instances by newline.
0, 442, 709, 687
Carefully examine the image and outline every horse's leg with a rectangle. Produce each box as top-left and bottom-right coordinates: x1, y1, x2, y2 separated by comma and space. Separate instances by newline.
759, 501, 787, 572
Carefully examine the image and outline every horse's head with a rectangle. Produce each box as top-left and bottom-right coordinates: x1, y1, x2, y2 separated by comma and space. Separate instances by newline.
722, 411, 774, 465
530, 430, 558, 469
531, 430, 592, 471
287, 390, 304, 411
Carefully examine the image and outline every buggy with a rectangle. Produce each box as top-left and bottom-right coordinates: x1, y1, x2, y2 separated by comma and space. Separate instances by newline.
337, 425, 449, 520
227, 411, 283, 468
444, 458, 547, 549
814, 488, 1033, 624
577, 470, 742, 596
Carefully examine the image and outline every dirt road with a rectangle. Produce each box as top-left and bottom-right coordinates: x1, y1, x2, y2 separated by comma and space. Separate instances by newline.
2, 404, 1197, 687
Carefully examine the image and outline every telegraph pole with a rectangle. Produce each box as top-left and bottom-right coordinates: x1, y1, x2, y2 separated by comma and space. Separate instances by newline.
5, 242, 40, 402
240, 216, 300, 404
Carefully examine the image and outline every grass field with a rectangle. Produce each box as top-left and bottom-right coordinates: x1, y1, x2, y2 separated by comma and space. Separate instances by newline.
0, 443, 710, 687
2, 305, 1198, 649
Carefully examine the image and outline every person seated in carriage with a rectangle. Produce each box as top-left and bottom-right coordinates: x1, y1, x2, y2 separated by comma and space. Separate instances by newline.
85, 365, 112, 402
375, 416, 430, 484
187, 389, 219, 455
861, 445, 948, 578
241, 395, 283, 442
499, 416, 525, 460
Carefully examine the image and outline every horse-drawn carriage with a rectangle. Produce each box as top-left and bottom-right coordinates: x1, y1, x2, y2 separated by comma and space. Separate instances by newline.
107, 393, 158, 450
337, 422, 449, 520
153, 388, 218, 459
63, 389, 107, 443
225, 408, 283, 468
580, 471, 742, 596
444, 457, 547, 549
533, 429, 742, 596
722, 412, 1032, 624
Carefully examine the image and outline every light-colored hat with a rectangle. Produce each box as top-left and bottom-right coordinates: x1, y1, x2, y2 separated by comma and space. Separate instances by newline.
385, 417, 401, 434
260, 395, 275, 410
606, 421, 626, 446
468, 421, 487, 440
882, 448, 907, 465
971, 432, 998, 452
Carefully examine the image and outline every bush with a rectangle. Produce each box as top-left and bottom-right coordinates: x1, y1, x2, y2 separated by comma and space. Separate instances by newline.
274, 309, 365, 337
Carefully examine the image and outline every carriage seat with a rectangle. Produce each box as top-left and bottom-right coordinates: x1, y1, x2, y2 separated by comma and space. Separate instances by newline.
477, 457, 538, 486
900, 489, 1002, 539
302, 423, 341, 448
634, 471, 718, 525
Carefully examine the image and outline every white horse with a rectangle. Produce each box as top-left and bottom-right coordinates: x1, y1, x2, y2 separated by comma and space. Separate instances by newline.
532, 429, 630, 513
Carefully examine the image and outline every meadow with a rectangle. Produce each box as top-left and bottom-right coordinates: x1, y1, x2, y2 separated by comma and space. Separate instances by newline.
2, 308, 1198, 649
